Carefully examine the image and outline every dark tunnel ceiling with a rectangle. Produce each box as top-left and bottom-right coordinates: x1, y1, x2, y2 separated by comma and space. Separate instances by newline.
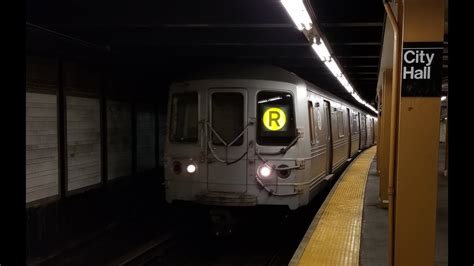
27, 0, 395, 111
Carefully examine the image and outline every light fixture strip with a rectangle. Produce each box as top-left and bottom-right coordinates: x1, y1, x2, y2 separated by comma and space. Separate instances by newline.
324, 59, 342, 78
280, 0, 378, 114
280, 0, 313, 31
311, 41, 331, 62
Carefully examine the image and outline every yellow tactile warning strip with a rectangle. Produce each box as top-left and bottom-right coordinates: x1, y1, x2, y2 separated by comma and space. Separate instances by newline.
290, 146, 377, 266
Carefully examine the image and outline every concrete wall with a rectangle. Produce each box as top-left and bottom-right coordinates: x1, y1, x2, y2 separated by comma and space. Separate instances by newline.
26, 57, 58, 94
26, 56, 59, 203
158, 114, 166, 167
26, 93, 59, 203
26, 55, 161, 204
107, 100, 132, 180
66, 96, 101, 191
25, 55, 168, 262
63, 61, 100, 97
136, 106, 156, 172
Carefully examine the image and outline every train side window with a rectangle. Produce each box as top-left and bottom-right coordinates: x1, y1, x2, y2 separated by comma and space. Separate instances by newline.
352, 113, 359, 134
169, 92, 198, 142
337, 110, 344, 137
211, 92, 244, 146
308, 101, 316, 145
314, 103, 321, 144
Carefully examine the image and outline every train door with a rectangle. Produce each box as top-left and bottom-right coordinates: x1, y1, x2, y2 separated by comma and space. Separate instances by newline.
357, 113, 361, 150
372, 118, 376, 144
207, 88, 248, 193
367, 118, 373, 146
323, 100, 332, 174
346, 108, 351, 158
374, 119, 378, 144
364, 116, 368, 147
350, 111, 360, 156
360, 114, 367, 148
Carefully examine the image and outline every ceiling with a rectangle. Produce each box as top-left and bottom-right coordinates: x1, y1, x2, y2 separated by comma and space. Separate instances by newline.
26, 0, 388, 113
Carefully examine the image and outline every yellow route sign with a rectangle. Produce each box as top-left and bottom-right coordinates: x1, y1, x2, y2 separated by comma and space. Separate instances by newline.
263, 107, 287, 131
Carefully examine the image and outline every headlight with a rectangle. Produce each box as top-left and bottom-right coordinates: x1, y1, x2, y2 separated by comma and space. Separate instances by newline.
258, 164, 272, 178
186, 163, 197, 174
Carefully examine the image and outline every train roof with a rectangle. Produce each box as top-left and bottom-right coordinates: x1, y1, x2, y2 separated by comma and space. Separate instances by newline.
181, 64, 304, 84
175, 64, 373, 117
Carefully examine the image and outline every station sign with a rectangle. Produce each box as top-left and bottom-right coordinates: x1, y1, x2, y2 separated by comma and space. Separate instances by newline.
401, 42, 443, 97
262, 107, 288, 131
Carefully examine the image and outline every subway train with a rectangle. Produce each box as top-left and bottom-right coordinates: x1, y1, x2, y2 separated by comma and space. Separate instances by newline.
164, 65, 377, 210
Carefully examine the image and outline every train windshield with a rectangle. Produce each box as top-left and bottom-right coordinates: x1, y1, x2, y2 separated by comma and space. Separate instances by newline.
257, 91, 296, 145
169, 92, 198, 142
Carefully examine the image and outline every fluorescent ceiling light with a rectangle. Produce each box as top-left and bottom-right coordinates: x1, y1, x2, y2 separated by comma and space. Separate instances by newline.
311, 39, 331, 62
353, 93, 363, 103
334, 72, 377, 113
280, 0, 378, 114
343, 84, 354, 94
324, 60, 342, 78
280, 0, 313, 31
325, 59, 377, 113
337, 74, 349, 87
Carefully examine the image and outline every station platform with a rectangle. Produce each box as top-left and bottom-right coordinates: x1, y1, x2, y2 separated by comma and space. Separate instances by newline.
290, 144, 448, 265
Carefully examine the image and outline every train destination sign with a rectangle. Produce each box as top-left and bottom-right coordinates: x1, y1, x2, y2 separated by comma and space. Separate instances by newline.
401, 42, 443, 97
262, 107, 287, 131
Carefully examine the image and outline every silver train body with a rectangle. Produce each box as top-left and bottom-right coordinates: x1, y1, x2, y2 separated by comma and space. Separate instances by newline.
164, 65, 377, 210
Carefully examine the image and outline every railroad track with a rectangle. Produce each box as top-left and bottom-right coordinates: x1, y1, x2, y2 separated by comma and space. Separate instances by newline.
265, 213, 291, 266
109, 232, 176, 266
106, 203, 326, 266
266, 250, 282, 266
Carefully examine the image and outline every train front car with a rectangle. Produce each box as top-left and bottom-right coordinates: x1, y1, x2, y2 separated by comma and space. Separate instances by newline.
164, 66, 313, 210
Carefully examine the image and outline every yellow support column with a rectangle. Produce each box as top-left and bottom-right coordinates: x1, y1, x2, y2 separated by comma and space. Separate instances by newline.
379, 69, 392, 206
394, 0, 444, 265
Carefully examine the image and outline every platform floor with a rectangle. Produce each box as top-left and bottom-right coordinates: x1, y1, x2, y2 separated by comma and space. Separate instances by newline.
290, 147, 377, 265
291, 143, 448, 265
360, 143, 448, 265
359, 158, 388, 265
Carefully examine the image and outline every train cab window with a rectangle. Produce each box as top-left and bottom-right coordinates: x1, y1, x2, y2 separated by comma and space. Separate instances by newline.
211, 92, 244, 146
308, 101, 316, 145
170, 92, 198, 142
257, 91, 296, 146
337, 110, 344, 137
